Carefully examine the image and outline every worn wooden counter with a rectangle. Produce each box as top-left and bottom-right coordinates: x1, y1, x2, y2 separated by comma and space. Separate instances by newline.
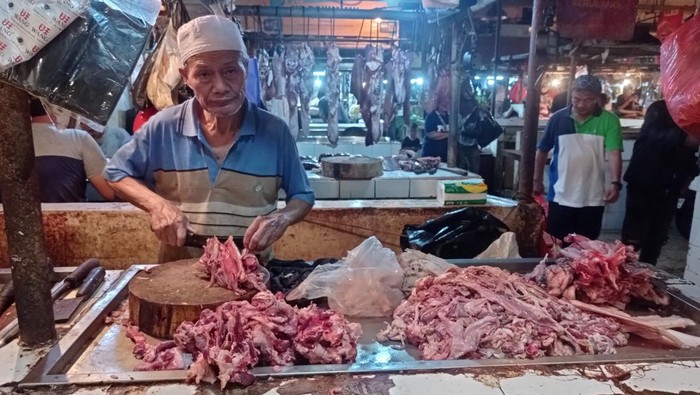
0, 197, 536, 269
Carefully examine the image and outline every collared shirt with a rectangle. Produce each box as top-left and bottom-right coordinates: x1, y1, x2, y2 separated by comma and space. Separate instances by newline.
537, 107, 623, 207
33, 123, 107, 202
105, 98, 314, 249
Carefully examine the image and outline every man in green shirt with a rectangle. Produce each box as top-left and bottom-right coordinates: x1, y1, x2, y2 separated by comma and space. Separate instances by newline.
534, 75, 623, 240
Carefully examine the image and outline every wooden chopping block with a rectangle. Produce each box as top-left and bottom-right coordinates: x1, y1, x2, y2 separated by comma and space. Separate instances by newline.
321, 156, 383, 180
128, 259, 249, 339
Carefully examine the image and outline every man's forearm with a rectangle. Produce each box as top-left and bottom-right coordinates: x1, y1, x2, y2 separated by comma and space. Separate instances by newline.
534, 150, 547, 182
277, 199, 313, 227
427, 132, 449, 140
608, 150, 622, 182
107, 177, 167, 213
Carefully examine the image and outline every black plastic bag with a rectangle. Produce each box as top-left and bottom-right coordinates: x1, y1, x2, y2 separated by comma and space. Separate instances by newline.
1, 1, 156, 124
462, 108, 505, 148
401, 207, 509, 259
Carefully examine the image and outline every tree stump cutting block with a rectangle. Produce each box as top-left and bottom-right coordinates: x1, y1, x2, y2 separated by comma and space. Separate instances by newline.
321, 156, 383, 180
128, 259, 246, 339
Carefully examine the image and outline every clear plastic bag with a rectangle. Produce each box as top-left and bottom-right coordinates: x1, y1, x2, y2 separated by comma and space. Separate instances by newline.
286, 237, 404, 317
661, 14, 700, 138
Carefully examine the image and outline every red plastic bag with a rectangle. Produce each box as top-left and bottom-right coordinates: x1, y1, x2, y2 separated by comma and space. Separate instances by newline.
661, 14, 700, 138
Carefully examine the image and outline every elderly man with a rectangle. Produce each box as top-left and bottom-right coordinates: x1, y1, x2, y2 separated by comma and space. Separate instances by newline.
534, 75, 623, 241
105, 15, 314, 263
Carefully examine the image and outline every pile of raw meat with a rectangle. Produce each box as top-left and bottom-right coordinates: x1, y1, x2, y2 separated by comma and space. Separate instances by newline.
124, 284, 361, 388
195, 236, 266, 297
173, 291, 361, 388
528, 234, 669, 309
378, 266, 629, 360
126, 326, 186, 371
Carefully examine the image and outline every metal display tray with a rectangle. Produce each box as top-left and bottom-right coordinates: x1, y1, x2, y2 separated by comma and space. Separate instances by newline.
19, 259, 700, 388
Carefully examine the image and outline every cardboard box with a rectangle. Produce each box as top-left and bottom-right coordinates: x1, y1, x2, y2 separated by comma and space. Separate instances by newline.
437, 179, 488, 205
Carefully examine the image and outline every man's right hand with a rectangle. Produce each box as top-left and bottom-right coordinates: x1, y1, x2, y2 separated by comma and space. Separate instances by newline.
149, 201, 190, 247
534, 179, 545, 195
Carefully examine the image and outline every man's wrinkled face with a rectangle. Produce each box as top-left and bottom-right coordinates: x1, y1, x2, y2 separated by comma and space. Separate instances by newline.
180, 50, 247, 116
572, 90, 599, 118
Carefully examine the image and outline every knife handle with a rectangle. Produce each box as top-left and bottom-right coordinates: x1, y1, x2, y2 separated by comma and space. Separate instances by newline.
64, 258, 101, 288
76, 267, 105, 297
0, 283, 14, 315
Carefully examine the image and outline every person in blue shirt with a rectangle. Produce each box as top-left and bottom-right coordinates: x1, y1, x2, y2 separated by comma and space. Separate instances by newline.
104, 16, 314, 263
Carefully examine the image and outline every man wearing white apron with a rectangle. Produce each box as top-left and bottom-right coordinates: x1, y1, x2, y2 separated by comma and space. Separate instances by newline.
534, 75, 623, 240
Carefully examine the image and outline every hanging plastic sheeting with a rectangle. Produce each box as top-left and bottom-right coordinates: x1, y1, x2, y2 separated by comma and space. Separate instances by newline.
0, 1, 90, 70
1, 0, 161, 124
146, 0, 190, 110
661, 14, 700, 139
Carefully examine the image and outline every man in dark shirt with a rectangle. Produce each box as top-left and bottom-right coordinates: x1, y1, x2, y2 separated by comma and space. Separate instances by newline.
615, 87, 644, 118
423, 108, 449, 161
622, 100, 700, 264
401, 123, 422, 153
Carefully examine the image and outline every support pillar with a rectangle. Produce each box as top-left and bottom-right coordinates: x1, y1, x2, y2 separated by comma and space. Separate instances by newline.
0, 84, 57, 346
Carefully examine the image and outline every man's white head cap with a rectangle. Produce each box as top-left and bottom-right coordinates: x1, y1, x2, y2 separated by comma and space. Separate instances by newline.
177, 15, 247, 64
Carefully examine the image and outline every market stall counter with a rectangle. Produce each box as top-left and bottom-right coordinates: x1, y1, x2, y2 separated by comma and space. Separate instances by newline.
0, 197, 525, 269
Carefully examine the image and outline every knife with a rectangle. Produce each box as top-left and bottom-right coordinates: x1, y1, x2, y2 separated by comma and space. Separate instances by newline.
0, 258, 101, 347
185, 230, 245, 250
53, 266, 106, 323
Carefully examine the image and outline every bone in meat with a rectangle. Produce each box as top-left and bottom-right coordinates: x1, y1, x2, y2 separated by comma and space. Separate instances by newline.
326, 43, 342, 146
298, 43, 315, 138
285, 45, 301, 140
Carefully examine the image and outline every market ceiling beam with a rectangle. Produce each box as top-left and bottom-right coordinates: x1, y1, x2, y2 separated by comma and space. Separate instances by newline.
233, 6, 426, 21
0, 83, 57, 347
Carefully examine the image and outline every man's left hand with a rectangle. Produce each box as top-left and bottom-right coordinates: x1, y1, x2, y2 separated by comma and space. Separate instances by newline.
605, 185, 620, 204
243, 212, 290, 253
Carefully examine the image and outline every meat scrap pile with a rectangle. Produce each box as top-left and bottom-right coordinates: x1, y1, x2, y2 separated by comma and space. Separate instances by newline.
173, 291, 361, 388
126, 326, 186, 371
528, 234, 669, 309
195, 236, 266, 296
378, 266, 628, 360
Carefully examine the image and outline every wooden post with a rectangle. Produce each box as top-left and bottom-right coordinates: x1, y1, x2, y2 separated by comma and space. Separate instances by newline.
0, 84, 57, 346
517, 0, 544, 197
566, 48, 578, 107
490, 0, 503, 114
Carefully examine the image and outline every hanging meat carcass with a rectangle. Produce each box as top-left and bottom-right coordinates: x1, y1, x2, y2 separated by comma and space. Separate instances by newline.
269, 44, 290, 128
382, 47, 412, 138
350, 54, 365, 103
285, 45, 301, 140
360, 45, 384, 146
326, 43, 342, 146
297, 43, 315, 139
256, 49, 274, 102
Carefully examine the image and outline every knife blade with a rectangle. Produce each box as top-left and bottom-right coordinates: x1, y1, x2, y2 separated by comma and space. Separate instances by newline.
0, 258, 101, 347
184, 230, 245, 250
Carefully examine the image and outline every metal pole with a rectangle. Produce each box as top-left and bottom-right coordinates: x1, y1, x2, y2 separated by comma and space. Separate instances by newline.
0, 84, 57, 346
448, 20, 461, 168
490, 0, 503, 115
566, 48, 577, 107
517, 0, 544, 197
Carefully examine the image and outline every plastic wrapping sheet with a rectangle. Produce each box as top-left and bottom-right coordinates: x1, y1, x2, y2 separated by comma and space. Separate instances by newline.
0, 0, 89, 70
1, 0, 160, 124
661, 15, 700, 139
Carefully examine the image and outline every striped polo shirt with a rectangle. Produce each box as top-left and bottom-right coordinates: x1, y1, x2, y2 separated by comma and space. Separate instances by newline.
105, 99, 314, 257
